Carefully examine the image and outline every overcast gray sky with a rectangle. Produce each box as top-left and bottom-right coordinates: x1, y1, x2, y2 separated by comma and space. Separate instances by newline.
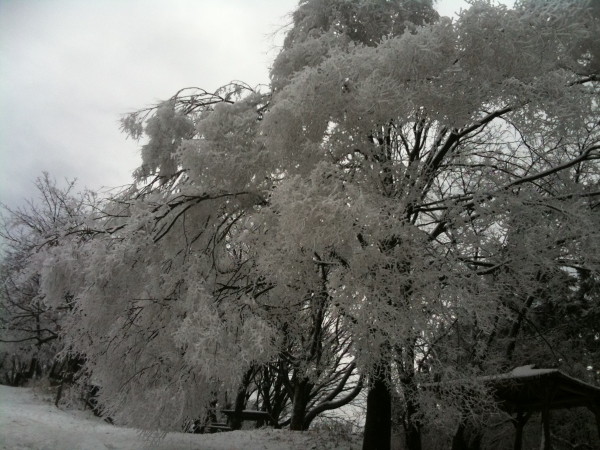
0, 0, 512, 209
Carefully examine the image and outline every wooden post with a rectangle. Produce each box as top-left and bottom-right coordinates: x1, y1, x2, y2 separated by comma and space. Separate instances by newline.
540, 407, 552, 450
513, 409, 531, 450
587, 404, 600, 442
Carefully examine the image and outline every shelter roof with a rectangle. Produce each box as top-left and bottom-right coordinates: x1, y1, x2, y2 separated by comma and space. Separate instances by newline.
485, 365, 600, 413
422, 365, 600, 414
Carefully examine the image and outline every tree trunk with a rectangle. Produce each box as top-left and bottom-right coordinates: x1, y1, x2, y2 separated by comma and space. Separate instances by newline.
255, 403, 267, 429
362, 365, 391, 450
586, 404, 600, 442
48, 359, 59, 380
230, 368, 253, 431
452, 422, 466, 450
470, 432, 482, 450
229, 391, 245, 431
595, 408, 600, 442
514, 422, 524, 450
26, 357, 38, 379
451, 418, 483, 450
55, 379, 64, 407
290, 378, 311, 431
403, 378, 422, 450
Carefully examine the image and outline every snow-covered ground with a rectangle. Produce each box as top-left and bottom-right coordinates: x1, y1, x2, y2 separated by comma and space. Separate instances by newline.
0, 385, 360, 450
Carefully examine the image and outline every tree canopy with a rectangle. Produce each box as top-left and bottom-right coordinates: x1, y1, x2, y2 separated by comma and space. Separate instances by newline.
5, 1, 600, 449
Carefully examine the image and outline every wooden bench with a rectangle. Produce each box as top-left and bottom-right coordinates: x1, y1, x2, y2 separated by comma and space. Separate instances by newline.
220, 409, 277, 427
206, 422, 232, 432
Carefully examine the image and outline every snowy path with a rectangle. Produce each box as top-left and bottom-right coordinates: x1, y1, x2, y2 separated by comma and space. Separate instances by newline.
0, 385, 360, 450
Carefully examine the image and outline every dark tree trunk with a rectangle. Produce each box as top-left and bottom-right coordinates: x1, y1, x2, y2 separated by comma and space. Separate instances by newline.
513, 422, 524, 450
504, 273, 544, 367
229, 392, 245, 430
362, 366, 391, 450
258, 365, 287, 428
585, 403, 600, 442
452, 422, 467, 450
255, 403, 267, 429
470, 432, 482, 450
48, 359, 62, 382
26, 357, 38, 379
230, 368, 253, 431
593, 407, 600, 442
54, 355, 85, 407
451, 418, 483, 450
55, 379, 64, 407
399, 368, 422, 450
290, 378, 312, 431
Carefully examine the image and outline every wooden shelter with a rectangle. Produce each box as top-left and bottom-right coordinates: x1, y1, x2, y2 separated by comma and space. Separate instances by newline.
423, 365, 600, 449
483, 365, 600, 450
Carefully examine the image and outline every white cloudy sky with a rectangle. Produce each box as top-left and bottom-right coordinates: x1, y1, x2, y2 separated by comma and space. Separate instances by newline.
0, 0, 512, 209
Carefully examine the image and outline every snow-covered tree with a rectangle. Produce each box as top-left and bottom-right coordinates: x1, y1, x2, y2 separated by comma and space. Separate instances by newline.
261, 1, 600, 448
0, 174, 97, 385
39, 0, 600, 449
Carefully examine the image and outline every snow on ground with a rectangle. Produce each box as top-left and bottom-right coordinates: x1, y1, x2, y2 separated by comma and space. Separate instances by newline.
0, 385, 360, 450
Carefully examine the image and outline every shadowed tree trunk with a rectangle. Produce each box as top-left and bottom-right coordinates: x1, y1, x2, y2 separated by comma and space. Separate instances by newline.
397, 342, 422, 450
593, 407, 600, 442
290, 377, 313, 431
230, 367, 254, 431
403, 397, 422, 449
452, 422, 467, 450
362, 363, 391, 450
258, 364, 288, 428
451, 419, 483, 450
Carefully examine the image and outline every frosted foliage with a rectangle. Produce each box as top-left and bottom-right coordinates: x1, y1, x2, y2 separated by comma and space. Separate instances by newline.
257, 0, 600, 421
42, 230, 265, 430
179, 94, 270, 192
139, 101, 194, 179
283, 0, 438, 49
33, 158, 288, 430
272, 0, 439, 91
257, 163, 366, 264
173, 275, 278, 376
0, 175, 97, 373
36, 0, 600, 438
267, 2, 598, 141
271, 32, 352, 92
331, 227, 454, 370
40, 243, 87, 310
